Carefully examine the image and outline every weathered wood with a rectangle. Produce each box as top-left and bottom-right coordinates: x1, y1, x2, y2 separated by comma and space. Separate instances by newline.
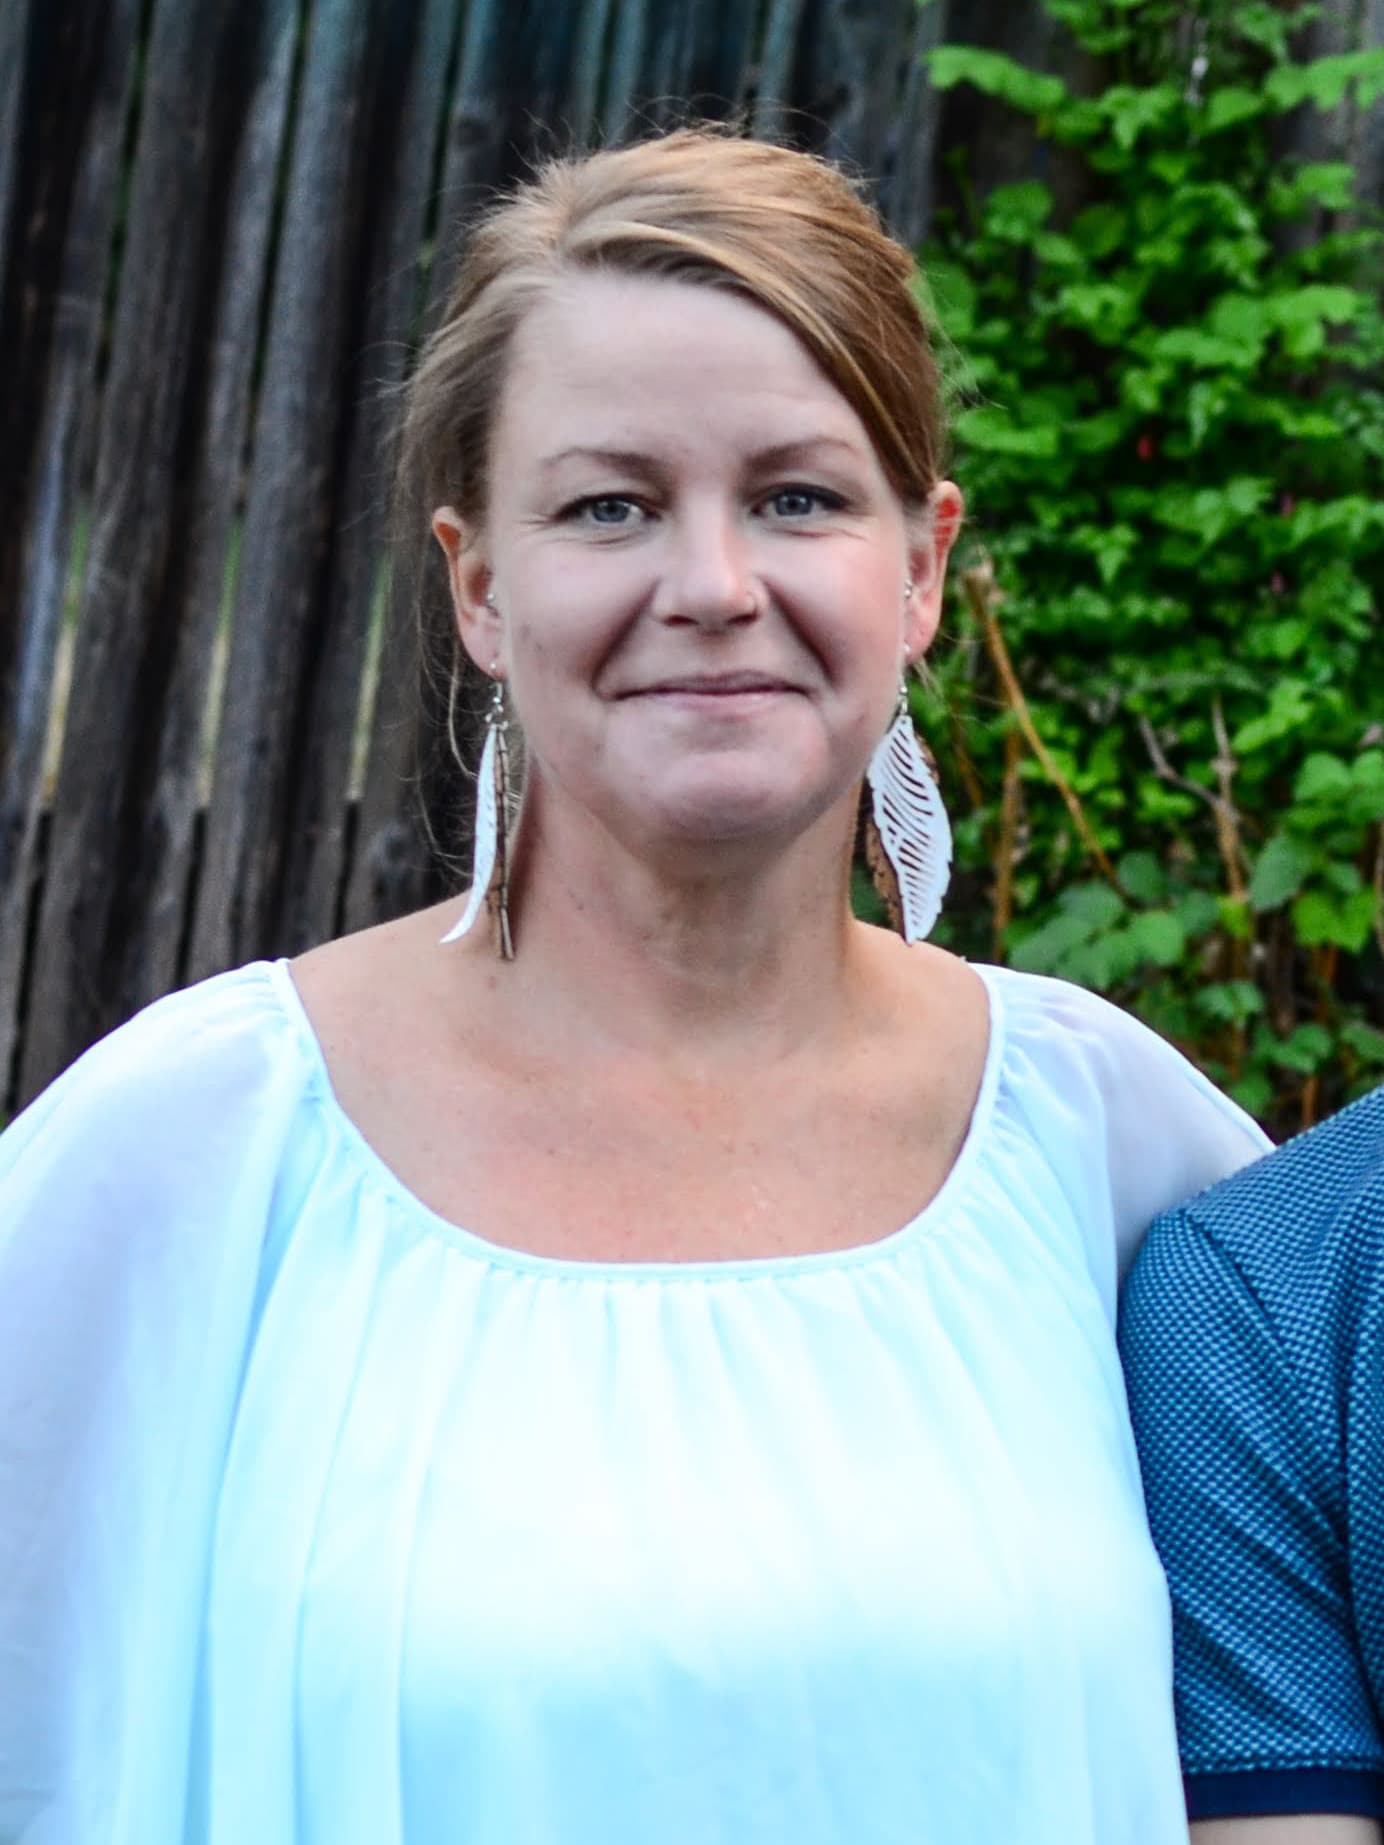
643, 0, 697, 125
0, 0, 144, 1108
343, 0, 524, 939
280, 0, 461, 950
568, 0, 619, 143
689, 0, 758, 116
437, 0, 520, 270
0, 0, 32, 324
605, 0, 653, 139
187, 0, 386, 980
752, 0, 809, 139
882, 0, 952, 247
814, 0, 936, 184
18, 0, 302, 1102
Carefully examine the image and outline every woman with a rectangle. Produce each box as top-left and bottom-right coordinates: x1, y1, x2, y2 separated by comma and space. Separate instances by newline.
0, 129, 1268, 1844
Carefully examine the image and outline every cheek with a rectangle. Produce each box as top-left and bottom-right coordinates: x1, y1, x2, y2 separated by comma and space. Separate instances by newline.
795, 551, 907, 678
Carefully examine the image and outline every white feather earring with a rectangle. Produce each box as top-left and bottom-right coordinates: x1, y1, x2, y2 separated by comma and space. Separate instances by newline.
439, 669, 514, 957
863, 669, 953, 944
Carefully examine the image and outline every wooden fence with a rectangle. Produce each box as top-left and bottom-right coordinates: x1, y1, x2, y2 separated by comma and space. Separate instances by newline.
2, 0, 1380, 1115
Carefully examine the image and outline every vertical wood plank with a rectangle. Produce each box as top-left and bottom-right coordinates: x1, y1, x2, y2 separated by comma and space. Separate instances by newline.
689, 0, 758, 116
568, 0, 618, 144
881, 0, 952, 246
752, 0, 809, 139
345, 0, 531, 937
0, 0, 32, 321
186, 0, 389, 979
0, 0, 144, 1107
812, 0, 919, 183
18, 0, 302, 1100
605, 0, 653, 138
279, 0, 462, 950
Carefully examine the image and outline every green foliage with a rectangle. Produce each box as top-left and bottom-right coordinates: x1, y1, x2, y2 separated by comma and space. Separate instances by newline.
917, 0, 1384, 1132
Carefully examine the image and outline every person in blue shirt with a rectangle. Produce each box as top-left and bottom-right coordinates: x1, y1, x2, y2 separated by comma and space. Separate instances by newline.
1121, 1085, 1384, 1845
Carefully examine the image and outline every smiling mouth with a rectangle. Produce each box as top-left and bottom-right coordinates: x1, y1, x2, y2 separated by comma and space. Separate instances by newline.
622, 674, 800, 698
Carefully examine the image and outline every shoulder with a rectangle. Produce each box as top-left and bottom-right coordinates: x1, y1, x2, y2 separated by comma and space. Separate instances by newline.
1178, 1084, 1384, 1245
981, 965, 1268, 1151
2, 960, 321, 1234
977, 966, 1271, 1284
1134, 1086, 1384, 1335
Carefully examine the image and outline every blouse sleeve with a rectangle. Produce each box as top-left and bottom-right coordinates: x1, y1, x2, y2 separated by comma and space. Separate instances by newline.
0, 969, 303, 1844
989, 969, 1272, 1316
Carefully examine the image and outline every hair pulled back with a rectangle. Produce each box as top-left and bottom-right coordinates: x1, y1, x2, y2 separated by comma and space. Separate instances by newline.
400, 127, 947, 529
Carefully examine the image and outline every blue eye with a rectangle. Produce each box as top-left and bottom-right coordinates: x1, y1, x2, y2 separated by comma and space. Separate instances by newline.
560, 495, 644, 527
587, 496, 636, 525
765, 486, 842, 518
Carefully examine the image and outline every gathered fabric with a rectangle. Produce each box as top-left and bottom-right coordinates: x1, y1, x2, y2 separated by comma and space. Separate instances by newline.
0, 958, 1268, 1845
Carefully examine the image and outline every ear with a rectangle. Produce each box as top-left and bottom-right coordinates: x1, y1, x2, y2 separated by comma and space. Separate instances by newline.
903, 480, 965, 666
432, 506, 504, 674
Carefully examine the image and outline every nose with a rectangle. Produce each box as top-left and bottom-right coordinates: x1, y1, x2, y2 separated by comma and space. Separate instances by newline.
651, 503, 761, 631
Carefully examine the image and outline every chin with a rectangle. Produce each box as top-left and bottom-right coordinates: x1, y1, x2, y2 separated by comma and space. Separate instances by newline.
640, 768, 836, 849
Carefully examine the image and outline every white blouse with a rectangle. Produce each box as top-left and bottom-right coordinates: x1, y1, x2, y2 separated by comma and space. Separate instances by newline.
0, 957, 1269, 1845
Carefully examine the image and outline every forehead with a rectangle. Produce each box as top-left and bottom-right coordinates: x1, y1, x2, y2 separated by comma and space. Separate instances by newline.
493, 271, 877, 470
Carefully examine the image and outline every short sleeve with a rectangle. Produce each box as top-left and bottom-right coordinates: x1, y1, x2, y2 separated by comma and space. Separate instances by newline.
1120, 1202, 1384, 1822
0, 967, 305, 1844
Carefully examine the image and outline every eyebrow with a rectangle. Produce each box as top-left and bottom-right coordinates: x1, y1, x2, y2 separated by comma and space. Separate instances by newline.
535, 436, 867, 478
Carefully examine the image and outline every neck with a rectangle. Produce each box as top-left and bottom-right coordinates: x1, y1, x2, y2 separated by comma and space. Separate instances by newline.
487, 785, 874, 1073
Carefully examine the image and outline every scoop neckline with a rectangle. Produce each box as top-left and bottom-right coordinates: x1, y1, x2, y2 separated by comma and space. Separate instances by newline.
264, 954, 1007, 1284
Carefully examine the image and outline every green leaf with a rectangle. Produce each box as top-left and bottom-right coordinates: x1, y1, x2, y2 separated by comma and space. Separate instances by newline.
1127, 909, 1187, 967
1266, 50, 1384, 114
1204, 88, 1264, 134
1117, 850, 1167, 905
1270, 163, 1356, 214
1294, 753, 1352, 802
955, 405, 1060, 457
1100, 82, 1182, 151
1216, 897, 1254, 941
1197, 980, 1265, 1026
1176, 891, 1222, 937
927, 47, 1069, 116
1232, 680, 1315, 755
1292, 888, 1379, 952
1340, 1019, 1384, 1067
982, 181, 1055, 238
1061, 882, 1127, 930
1267, 1022, 1334, 1074
1071, 203, 1128, 259
1248, 834, 1316, 910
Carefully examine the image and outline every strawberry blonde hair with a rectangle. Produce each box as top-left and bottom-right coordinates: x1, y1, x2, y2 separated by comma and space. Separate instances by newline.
400, 127, 947, 526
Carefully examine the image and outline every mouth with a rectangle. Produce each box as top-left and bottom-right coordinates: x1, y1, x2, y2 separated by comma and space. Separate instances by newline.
620, 673, 801, 699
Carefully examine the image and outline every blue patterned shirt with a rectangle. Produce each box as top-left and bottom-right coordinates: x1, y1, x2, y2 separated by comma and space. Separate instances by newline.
1120, 1087, 1384, 1822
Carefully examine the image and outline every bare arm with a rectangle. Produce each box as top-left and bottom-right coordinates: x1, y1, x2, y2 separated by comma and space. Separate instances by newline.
1193, 1819, 1383, 1843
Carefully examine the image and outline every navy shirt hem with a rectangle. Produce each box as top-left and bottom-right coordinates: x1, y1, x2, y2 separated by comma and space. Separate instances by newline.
1186, 1766, 1384, 1820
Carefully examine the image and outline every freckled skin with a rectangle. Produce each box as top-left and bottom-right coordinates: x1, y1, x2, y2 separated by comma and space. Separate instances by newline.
290, 269, 984, 1272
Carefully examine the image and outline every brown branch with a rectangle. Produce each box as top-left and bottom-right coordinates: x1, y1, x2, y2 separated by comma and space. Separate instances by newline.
1137, 710, 1249, 907
993, 723, 1024, 958
1209, 695, 1250, 907
962, 559, 1122, 892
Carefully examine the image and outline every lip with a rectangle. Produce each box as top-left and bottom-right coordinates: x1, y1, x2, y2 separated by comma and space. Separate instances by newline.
619, 673, 801, 698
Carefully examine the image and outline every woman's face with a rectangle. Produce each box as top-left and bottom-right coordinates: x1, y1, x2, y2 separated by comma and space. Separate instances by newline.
436, 272, 962, 862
